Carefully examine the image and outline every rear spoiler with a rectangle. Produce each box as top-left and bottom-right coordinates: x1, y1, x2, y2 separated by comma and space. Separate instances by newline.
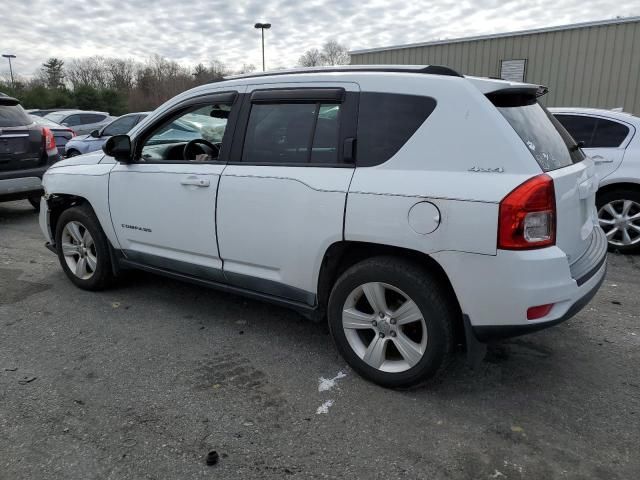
486, 85, 548, 107
0, 96, 20, 106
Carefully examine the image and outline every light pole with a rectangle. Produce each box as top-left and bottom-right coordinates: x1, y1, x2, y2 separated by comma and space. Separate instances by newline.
254, 23, 271, 71
2, 54, 16, 87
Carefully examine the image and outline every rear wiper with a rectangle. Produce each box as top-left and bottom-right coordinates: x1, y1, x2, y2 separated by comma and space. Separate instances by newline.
569, 141, 584, 152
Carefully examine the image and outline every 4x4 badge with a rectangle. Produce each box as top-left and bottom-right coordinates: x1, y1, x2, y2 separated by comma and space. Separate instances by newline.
468, 166, 505, 173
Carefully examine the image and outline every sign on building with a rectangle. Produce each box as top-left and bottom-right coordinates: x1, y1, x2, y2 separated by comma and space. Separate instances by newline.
500, 59, 527, 82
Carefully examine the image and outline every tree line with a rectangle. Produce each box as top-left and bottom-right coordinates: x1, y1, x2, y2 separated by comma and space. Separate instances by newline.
0, 40, 350, 116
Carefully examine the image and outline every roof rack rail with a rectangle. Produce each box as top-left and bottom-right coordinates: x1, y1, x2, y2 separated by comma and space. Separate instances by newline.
224, 64, 463, 80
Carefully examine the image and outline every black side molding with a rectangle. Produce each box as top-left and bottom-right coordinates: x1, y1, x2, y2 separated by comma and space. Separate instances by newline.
251, 88, 346, 104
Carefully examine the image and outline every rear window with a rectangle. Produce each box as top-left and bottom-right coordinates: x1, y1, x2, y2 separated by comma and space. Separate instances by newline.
0, 104, 32, 127
357, 93, 437, 167
493, 97, 584, 171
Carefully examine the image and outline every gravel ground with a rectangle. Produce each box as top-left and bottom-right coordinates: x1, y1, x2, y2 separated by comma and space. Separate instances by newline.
1, 200, 639, 480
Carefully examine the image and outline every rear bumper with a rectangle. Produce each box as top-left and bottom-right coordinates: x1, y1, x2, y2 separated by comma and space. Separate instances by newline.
0, 156, 60, 200
0, 176, 42, 198
433, 227, 608, 342
472, 260, 606, 341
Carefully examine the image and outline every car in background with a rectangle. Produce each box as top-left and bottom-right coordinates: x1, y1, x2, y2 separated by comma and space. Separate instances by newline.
30, 115, 76, 157
43, 110, 113, 136
65, 112, 149, 157
551, 108, 640, 253
0, 96, 59, 210
26, 108, 74, 117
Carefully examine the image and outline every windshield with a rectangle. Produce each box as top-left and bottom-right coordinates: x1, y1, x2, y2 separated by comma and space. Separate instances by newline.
496, 100, 585, 171
31, 115, 62, 127
44, 112, 68, 123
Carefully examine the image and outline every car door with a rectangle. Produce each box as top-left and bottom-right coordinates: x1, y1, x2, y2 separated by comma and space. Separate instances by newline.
554, 113, 632, 180
108, 88, 244, 280
216, 83, 358, 305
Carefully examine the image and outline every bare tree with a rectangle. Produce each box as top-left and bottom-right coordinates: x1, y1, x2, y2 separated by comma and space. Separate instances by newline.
105, 58, 137, 91
320, 40, 350, 66
66, 56, 109, 89
298, 41, 350, 67
298, 48, 323, 67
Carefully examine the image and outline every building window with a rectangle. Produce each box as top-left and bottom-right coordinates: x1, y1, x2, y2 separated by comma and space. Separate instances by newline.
500, 59, 527, 82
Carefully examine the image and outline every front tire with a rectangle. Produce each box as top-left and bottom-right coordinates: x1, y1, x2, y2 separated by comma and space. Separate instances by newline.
66, 149, 81, 158
327, 257, 455, 388
55, 206, 115, 290
597, 189, 640, 254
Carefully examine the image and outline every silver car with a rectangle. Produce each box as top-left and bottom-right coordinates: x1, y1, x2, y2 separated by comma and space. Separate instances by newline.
43, 110, 114, 136
64, 112, 149, 157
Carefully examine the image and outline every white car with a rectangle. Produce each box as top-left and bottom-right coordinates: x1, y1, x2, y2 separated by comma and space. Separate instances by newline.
551, 108, 640, 253
38, 66, 606, 388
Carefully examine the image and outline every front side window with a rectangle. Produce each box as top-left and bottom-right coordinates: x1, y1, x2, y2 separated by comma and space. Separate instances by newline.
102, 115, 138, 136
64, 114, 82, 126
81, 114, 106, 124
242, 102, 341, 165
554, 114, 598, 147
139, 103, 231, 162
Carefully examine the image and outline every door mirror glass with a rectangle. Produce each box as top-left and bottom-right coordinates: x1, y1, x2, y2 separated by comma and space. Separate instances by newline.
103, 134, 132, 162
90, 129, 100, 138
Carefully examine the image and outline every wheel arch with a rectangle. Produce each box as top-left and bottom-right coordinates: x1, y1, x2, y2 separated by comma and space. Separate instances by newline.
316, 241, 465, 344
597, 181, 640, 200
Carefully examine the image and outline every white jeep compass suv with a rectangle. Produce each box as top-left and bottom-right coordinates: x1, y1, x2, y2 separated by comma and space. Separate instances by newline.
39, 66, 607, 388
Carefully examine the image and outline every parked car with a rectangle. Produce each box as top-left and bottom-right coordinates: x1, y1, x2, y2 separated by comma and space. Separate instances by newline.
39, 66, 606, 388
30, 115, 76, 157
551, 108, 640, 253
43, 110, 113, 136
65, 112, 149, 157
0, 96, 59, 209
27, 108, 74, 117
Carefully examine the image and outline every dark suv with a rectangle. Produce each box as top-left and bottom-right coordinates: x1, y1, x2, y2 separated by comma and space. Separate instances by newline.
0, 96, 60, 209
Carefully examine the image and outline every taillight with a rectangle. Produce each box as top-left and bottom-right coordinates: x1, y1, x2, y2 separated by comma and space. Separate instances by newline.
42, 127, 56, 152
498, 174, 556, 250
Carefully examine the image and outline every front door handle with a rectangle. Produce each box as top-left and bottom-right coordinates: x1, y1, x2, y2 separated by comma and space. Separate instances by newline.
180, 176, 210, 187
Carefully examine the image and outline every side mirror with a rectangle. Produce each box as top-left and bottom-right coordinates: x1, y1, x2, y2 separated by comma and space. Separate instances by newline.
103, 134, 133, 163
90, 129, 100, 138
61, 122, 69, 127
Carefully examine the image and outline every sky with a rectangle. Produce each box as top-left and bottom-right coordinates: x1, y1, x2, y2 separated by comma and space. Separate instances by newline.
0, 0, 637, 78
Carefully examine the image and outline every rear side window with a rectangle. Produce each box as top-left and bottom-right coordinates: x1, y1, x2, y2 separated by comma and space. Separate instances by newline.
0, 104, 31, 127
81, 114, 106, 124
554, 114, 630, 148
357, 93, 436, 167
494, 99, 584, 171
592, 118, 630, 147
242, 102, 341, 164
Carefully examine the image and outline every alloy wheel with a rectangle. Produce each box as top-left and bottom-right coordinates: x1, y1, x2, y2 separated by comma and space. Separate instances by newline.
342, 282, 427, 373
61, 221, 97, 279
598, 199, 640, 247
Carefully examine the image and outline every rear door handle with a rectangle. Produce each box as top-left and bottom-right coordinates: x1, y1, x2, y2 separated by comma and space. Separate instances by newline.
180, 176, 210, 187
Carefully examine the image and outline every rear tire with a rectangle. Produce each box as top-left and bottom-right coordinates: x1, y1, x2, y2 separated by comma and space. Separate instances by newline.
597, 189, 640, 254
327, 256, 455, 388
55, 205, 115, 290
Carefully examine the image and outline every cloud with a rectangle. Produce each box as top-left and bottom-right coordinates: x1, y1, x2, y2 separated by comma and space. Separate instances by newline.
0, 0, 636, 78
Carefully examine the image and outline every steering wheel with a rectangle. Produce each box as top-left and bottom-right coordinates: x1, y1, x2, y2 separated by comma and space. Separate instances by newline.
183, 139, 220, 160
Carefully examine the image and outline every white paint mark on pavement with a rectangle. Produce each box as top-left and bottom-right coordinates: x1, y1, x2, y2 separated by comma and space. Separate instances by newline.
318, 371, 346, 392
316, 399, 334, 414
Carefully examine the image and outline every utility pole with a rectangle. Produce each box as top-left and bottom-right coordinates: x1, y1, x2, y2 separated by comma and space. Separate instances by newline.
254, 23, 271, 71
2, 54, 16, 87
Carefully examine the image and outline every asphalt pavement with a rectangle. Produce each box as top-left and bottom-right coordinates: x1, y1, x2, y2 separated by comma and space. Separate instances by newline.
1, 200, 639, 479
